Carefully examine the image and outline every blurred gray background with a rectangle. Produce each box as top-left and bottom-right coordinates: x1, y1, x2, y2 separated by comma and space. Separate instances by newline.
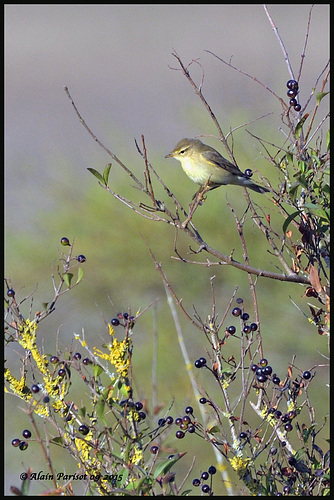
5, 5, 329, 496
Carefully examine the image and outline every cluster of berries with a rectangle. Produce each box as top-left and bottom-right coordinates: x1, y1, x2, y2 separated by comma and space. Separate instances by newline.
11, 429, 32, 451
76, 400, 147, 439
192, 465, 217, 494
150, 406, 202, 442
286, 79, 301, 112
111, 312, 136, 329
228, 304, 258, 335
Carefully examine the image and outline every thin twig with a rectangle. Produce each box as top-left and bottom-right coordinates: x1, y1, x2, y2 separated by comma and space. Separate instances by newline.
171, 50, 236, 164
263, 5, 295, 80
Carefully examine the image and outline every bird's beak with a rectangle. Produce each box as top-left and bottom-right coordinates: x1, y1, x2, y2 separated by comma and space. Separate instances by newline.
164, 152, 174, 158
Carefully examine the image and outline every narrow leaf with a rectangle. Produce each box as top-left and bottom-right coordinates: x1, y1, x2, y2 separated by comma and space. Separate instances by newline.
93, 364, 104, 378
295, 113, 310, 139
76, 267, 84, 284
87, 168, 105, 185
153, 454, 186, 479
96, 395, 107, 424
103, 163, 112, 185
316, 92, 329, 104
63, 272, 73, 287
282, 211, 300, 235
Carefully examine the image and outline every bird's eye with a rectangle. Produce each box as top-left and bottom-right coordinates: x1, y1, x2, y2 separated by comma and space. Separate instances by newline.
179, 149, 186, 155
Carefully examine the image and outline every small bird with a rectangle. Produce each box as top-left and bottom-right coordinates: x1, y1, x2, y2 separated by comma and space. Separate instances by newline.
165, 138, 269, 194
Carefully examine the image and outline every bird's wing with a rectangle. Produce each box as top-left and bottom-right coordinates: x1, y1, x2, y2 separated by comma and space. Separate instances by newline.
202, 149, 245, 177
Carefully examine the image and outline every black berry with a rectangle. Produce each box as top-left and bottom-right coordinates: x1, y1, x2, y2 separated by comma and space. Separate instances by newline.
60, 237, 70, 246
78, 424, 89, 435
232, 307, 242, 317
135, 401, 143, 411
287, 79, 299, 90
195, 358, 206, 368
227, 325, 236, 335
208, 465, 217, 475
77, 255, 86, 263
287, 89, 297, 98
263, 365, 272, 375
22, 429, 31, 439
302, 371, 312, 380
7, 288, 15, 297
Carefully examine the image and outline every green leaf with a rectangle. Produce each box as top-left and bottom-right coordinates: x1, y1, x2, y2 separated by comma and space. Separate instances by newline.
153, 455, 184, 479
116, 468, 128, 488
50, 436, 65, 446
20, 475, 30, 496
87, 167, 105, 185
93, 364, 104, 378
316, 92, 329, 104
282, 210, 301, 234
294, 113, 309, 139
303, 203, 330, 221
207, 425, 220, 434
76, 267, 84, 284
63, 272, 73, 287
326, 129, 330, 151
96, 395, 107, 424
78, 406, 86, 418
286, 152, 294, 164
103, 163, 112, 185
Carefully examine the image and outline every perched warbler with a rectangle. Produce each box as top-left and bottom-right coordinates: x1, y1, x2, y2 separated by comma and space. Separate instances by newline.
165, 138, 269, 194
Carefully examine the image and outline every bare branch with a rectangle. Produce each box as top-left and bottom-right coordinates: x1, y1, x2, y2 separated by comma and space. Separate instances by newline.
263, 4, 295, 80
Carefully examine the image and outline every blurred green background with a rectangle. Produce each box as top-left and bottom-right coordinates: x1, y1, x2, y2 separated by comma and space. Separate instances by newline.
5, 5, 329, 495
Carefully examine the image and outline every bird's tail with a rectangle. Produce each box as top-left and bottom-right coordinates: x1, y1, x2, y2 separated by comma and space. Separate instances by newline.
247, 182, 270, 194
